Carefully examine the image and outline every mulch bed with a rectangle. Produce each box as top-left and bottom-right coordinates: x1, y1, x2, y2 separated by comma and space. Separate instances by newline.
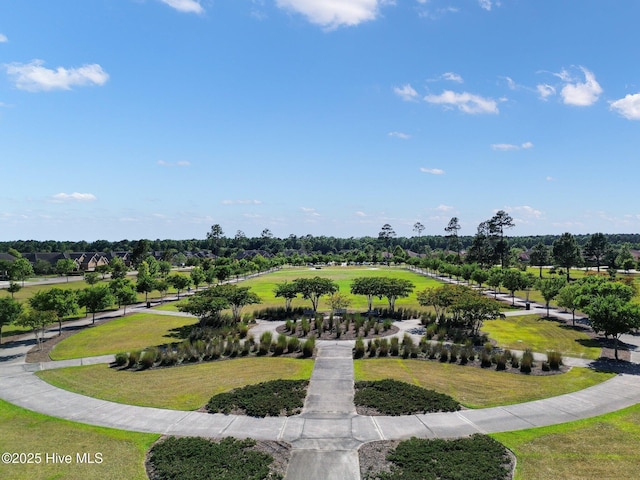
275, 323, 400, 341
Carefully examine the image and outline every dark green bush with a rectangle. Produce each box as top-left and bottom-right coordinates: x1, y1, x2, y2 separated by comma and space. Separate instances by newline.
148, 436, 275, 480
376, 434, 511, 480
207, 380, 308, 417
355, 380, 459, 415
302, 336, 315, 358
114, 352, 128, 367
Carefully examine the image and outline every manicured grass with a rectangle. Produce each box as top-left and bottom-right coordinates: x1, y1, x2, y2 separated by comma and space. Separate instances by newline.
492, 403, 640, 480
0, 398, 158, 480
353, 359, 613, 408
481, 315, 601, 360
37, 357, 314, 410
49, 312, 198, 360
240, 266, 442, 313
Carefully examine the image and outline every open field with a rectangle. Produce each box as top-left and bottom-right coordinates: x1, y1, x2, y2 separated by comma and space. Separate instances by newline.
49, 312, 198, 360
37, 357, 314, 410
0, 398, 158, 480
353, 359, 613, 408
492, 403, 640, 480
481, 315, 601, 360
237, 266, 442, 313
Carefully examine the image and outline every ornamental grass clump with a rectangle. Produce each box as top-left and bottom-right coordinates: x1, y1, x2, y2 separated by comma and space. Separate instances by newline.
354, 337, 366, 359
114, 352, 128, 367
302, 336, 315, 358
390, 337, 400, 356
286, 336, 300, 353
547, 350, 563, 370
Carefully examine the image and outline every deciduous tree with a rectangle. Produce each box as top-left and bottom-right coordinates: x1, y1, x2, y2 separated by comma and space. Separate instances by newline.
0, 296, 23, 344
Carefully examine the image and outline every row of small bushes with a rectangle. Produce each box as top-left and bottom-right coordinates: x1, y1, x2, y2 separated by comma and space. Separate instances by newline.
353, 335, 563, 373
282, 314, 393, 338
114, 333, 317, 370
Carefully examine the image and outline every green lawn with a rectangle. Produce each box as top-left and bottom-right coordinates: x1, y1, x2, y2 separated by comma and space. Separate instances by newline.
37, 357, 314, 410
481, 315, 601, 360
0, 398, 158, 480
493, 403, 640, 480
49, 312, 198, 360
239, 266, 442, 313
353, 359, 613, 408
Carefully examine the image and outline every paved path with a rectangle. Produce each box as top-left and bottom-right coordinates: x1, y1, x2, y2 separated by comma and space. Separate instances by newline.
3, 276, 640, 479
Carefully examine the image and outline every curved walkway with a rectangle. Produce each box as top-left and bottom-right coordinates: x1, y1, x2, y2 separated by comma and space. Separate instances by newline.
2, 295, 640, 479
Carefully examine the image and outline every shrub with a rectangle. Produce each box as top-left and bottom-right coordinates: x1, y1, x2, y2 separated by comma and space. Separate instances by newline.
480, 352, 492, 368
390, 337, 400, 356
547, 350, 563, 370
541, 361, 550, 372
114, 352, 128, 367
354, 379, 460, 415
354, 337, 365, 359
274, 334, 287, 356
381, 435, 511, 480
302, 336, 315, 358
378, 338, 389, 357
510, 353, 520, 369
139, 350, 156, 370
439, 349, 449, 363
127, 350, 141, 368
383, 319, 393, 331
495, 354, 507, 371
149, 437, 275, 480
207, 380, 309, 417
286, 336, 300, 353
459, 348, 468, 365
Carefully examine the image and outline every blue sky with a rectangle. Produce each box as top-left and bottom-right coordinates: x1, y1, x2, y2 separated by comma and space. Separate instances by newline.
1, 0, 639, 242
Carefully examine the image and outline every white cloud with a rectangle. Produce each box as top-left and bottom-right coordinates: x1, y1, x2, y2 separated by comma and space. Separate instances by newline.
420, 167, 445, 175
479, 0, 501, 11
5, 60, 109, 92
355, 211, 367, 217
442, 72, 463, 83
491, 143, 519, 151
507, 205, 543, 219
388, 131, 411, 140
159, 0, 204, 14
558, 66, 602, 106
424, 90, 499, 114
433, 204, 454, 212
157, 160, 191, 167
536, 83, 555, 100
393, 83, 419, 101
51, 192, 97, 203
0, 34, 7, 43
546, 176, 556, 182
610, 93, 640, 120
276, 0, 388, 29
491, 141, 533, 151
301, 207, 321, 217
222, 199, 263, 205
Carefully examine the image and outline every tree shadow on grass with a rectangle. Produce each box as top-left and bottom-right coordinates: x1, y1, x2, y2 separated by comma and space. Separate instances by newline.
164, 324, 198, 340
589, 357, 640, 375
